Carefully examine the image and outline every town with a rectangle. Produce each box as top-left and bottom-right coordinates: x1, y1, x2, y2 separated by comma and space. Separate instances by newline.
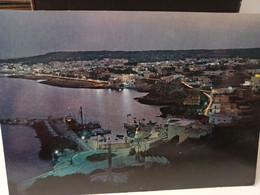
1, 51, 260, 194
1, 55, 260, 145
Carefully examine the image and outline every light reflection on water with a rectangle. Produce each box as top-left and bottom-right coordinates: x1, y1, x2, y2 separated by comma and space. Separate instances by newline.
0, 77, 162, 133
0, 76, 162, 182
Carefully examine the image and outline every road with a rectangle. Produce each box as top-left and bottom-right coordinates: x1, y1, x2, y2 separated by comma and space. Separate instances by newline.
43, 120, 59, 137
34, 73, 109, 84
181, 81, 213, 116
203, 92, 213, 115
48, 118, 95, 151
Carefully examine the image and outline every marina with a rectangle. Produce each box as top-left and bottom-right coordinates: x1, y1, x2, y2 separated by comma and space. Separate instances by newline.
0, 75, 162, 184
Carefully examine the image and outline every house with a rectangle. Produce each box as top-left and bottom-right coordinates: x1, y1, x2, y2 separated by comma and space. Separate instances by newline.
167, 119, 196, 140
183, 94, 200, 106
251, 76, 260, 89
198, 76, 212, 84
161, 75, 175, 83
224, 69, 236, 77
209, 103, 221, 114
109, 78, 121, 88
212, 94, 238, 114
203, 70, 223, 76
166, 118, 212, 143
235, 88, 253, 100
179, 123, 213, 143
214, 87, 236, 94
175, 68, 184, 73
214, 95, 229, 104
209, 113, 233, 125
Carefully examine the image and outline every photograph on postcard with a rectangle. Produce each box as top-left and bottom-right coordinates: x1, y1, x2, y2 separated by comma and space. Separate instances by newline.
0, 11, 260, 195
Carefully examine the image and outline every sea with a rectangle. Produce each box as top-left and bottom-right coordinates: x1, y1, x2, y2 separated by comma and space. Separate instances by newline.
0, 75, 162, 183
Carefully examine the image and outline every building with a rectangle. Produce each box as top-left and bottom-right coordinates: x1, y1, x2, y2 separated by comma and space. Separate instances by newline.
203, 70, 223, 76
209, 113, 233, 125
183, 94, 200, 106
214, 95, 229, 104
251, 75, 260, 89
211, 94, 237, 114
209, 103, 221, 115
166, 118, 212, 143
109, 78, 121, 88
179, 123, 213, 143
193, 115, 210, 124
235, 88, 253, 100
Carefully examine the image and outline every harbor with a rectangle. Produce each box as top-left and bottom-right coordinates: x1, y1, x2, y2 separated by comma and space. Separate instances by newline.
1, 65, 260, 194
1, 110, 169, 194
0, 76, 162, 189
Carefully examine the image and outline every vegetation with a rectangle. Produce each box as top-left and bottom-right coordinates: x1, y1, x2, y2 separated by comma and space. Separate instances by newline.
1, 48, 260, 64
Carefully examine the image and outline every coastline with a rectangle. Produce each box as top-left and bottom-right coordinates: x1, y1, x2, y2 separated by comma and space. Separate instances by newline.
8, 75, 107, 89
7, 74, 153, 92
6, 74, 208, 117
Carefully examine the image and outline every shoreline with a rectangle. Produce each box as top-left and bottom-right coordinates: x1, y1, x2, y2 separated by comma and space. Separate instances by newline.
25, 114, 260, 195
6, 74, 208, 117
6, 74, 155, 95
8, 74, 108, 89
7, 74, 151, 92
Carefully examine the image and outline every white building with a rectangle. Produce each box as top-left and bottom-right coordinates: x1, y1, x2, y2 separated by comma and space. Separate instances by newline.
209, 113, 233, 125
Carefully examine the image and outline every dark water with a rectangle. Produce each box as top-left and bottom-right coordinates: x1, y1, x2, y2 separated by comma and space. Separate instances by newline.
1, 125, 52, 183
0, 76, 162, 182
0, 77, 161, 131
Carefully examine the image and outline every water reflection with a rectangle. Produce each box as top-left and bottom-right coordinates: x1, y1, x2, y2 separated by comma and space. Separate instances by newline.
0, 76, 162, 182
0, 76, 162, 134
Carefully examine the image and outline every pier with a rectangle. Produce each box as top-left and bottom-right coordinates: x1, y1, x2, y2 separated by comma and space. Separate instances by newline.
43, 120, 58, 137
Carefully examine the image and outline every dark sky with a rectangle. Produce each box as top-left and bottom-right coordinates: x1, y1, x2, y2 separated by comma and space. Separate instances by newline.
0, 11, 260, 59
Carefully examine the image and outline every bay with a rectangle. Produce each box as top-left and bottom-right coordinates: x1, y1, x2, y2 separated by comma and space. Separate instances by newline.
0, 76, 162, 182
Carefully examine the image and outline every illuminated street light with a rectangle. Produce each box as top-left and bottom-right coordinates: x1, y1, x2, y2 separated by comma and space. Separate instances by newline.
81, 135, 85, 140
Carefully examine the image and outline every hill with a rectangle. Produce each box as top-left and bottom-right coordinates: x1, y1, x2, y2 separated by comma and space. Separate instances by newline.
1, 48, 260, 65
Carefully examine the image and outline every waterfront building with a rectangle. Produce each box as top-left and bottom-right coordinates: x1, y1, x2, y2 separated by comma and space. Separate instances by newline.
179, 123, 213, 143
166, 118, 212, 143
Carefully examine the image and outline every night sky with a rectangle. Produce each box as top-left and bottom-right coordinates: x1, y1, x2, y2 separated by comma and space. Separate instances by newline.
0, 11, 260, 59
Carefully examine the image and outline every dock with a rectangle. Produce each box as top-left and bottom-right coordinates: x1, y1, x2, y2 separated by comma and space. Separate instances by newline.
43, 120, 59, 137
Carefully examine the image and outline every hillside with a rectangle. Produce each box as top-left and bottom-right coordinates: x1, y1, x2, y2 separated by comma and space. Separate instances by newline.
1, 48, 260, 65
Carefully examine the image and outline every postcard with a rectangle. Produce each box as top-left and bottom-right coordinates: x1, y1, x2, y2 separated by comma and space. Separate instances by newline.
0, 11, 260, 195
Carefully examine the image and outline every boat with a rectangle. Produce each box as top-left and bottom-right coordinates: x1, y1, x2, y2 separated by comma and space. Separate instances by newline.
93, 128, 111, 136
116, 134, 124, 139
124, 123, 138, 138
124, 122, 138, 130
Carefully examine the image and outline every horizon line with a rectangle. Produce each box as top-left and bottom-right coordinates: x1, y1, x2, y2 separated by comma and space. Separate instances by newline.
1, 47, 260, 61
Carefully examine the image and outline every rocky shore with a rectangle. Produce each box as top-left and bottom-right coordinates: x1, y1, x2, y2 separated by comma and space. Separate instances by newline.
135, 80, 199, 105
135, 80, 208, 117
